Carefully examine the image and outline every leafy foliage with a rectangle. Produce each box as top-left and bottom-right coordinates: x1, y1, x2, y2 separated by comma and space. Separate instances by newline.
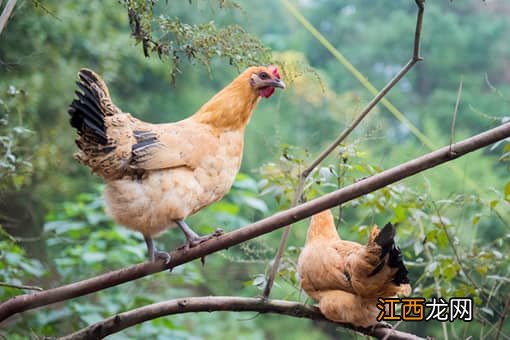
0, 86, 33, 190
0, 228, 45, 300
123, 0, 271, 79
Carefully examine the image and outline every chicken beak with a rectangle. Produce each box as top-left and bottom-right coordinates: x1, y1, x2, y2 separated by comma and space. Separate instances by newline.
272, 78, 286, 89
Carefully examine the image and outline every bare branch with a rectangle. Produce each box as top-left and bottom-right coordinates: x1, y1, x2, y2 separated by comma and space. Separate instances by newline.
59, 296, 425, 340
0, 122, 509, 323
0, 0, 17, 35
496, 296, 510, 340
263, 0, 426, 298
449, 77, 463, 154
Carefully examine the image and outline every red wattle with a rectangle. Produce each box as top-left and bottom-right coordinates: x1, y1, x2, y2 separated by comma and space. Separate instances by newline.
259, 87, 275, 98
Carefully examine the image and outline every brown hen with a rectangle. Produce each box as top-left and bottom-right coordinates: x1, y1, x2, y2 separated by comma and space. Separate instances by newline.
297, 209, 411, 327
68, 66, 285, 262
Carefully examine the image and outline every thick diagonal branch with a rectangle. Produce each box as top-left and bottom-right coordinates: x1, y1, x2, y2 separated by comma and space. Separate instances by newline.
263, 0, 425, 298
0, 122, 509, 323
60, 296, 425, 340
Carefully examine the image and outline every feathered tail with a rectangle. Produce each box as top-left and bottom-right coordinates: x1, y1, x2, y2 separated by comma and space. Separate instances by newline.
371, 223, 410, 286
359, 223, 411, 296
68, 69, 131, 180
69, 69, 115, 145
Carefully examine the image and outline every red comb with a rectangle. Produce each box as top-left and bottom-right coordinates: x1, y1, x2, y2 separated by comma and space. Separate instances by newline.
270, 66, 280, 79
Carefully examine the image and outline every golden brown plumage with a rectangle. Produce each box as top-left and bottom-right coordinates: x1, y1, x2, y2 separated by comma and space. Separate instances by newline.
68, 66, 285, 262
297, 210, 411, 327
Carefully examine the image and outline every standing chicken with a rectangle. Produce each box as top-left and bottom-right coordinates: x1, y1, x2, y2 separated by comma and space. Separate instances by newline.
68, 66, 285, 262
297, 210, 411, 327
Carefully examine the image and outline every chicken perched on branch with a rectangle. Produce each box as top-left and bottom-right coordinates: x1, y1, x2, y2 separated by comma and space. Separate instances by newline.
68, 66, 285, 262
297, 210, 411, 327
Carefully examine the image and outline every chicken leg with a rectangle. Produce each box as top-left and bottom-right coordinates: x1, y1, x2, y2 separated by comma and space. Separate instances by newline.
176, 220, 223, 249
144, 236, 171, 264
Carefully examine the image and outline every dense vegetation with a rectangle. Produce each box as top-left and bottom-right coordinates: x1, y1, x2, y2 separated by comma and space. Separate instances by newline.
1, 0, 509, 338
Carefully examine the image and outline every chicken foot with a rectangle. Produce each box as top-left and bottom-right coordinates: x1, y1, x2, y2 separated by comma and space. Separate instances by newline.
144, 235, 171, 264
176, 220, 223, 249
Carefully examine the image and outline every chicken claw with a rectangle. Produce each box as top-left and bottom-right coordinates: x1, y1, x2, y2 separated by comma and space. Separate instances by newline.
144, 235, 171, 264
154, 251, 172, 264
372, 321, 393, 330
177, 220, 224, 250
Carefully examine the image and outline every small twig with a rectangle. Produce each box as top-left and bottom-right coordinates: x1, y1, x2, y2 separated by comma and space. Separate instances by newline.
431, 202, 504, 321
449, 77, 463, 156
485, 73, 510, 104
431, 203, 490, 298
420, 219, 449, 340
30, 0, 60, 20
0, 122, 508, 323
0, 226, 17, 243
477, 312, 510, 340
0, 282, 43, 291
496, 295, 510, 340
0, 0, 17, 35
59, 296, 426, 340
263, 0, 426, 298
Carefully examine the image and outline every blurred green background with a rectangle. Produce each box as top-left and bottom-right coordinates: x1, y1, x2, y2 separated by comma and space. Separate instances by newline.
1, 0, 509, 338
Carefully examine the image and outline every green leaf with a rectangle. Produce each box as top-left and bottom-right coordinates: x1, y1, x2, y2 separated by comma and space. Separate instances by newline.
209, 201, 239, 215
437, 230, 449, 248
413, 240, 424, 256
239, 196, 268, 213
504, 181, 510, 200
475, 265, 489, 276
480, 307, 494, 317
393, 205, 406, 223
252, 274, 266, 288
472, 213, 482, 225
233, 174, 258, 192
82, 252, 106, 264
443, 263, 459, 281
44, 221, 86, 234
490, 200, 499, 209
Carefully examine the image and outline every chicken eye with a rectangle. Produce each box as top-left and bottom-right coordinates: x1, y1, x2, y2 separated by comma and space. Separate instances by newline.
259, 72, 270, 80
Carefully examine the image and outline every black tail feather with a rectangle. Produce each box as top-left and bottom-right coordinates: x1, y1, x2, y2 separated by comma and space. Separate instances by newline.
68, 70, 108, 145
75, 90, 103, 127
371, 222, 410, 285
374, 222, 396, 258
389, 245, 410, 285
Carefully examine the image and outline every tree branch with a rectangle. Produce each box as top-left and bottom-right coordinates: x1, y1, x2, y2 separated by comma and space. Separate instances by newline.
0, 0, 17, 35
263, 0, 425, 298
496, 295, 510, 340
0, 122, 509, 324
59, 296, 425, 340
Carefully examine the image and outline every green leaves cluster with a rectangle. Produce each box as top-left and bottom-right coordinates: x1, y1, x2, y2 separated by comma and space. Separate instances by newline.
0, 86, 33, 190
0, 228, 45, 300
123, 0, 271, 79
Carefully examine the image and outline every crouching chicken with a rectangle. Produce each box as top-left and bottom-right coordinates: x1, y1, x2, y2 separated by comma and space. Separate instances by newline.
68, 66, 285, 262
297, 210, 411, 327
